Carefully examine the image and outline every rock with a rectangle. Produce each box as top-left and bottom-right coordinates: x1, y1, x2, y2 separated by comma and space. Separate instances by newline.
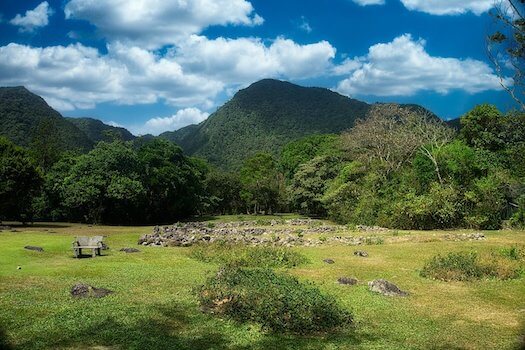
71, 283, 114, 298
354, 250, 369, 257
368, 279, 408, 297
24, 246, 44, 252
17, 266, 21, 270
338, 277, 358, 285
323, 258, 335, 264
120, 247, 140, 253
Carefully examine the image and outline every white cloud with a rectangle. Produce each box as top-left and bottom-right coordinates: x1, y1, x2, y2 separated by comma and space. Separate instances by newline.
105, 120, 124, 128
336, 34, 505, 97
0, 35, 335, 119
399, 0, 494, 15
352, 0, 385, 6
134, 108, 209, 135
10, 2, 53, 32
64, 0, 264, 49
0, 42, 223, 111
299, 16, 312, 33
174, 35, 336, 83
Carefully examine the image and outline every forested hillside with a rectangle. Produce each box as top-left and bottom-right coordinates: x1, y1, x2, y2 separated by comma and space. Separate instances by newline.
161, 79, 371, 169
0, 87, 93, 152
66, 117, 135, 143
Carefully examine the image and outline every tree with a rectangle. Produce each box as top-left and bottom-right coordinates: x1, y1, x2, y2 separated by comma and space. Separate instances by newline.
60, 141, 145, 224
204, 170, 245, 215
342, 104, 453, 177
0, 137, 42, 223
138, 139, 207, 222
240, 153, 284, 214
279, 134, 342, 179
289, 156, 341, 216
488, 0, 525, 109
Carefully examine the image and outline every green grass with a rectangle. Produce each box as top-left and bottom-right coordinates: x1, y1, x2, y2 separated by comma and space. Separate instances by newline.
0, 221, 524, 349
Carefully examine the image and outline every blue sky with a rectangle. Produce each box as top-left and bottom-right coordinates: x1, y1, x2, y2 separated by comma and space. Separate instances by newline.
0, 0, 516, 135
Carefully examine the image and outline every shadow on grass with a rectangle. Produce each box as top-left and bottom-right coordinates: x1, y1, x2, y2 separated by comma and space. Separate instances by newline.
14, 303, 372, 350
0, 327, 13, 350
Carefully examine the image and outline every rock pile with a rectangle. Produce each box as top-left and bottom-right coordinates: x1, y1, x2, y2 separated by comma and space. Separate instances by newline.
443, 233, 485, 241
120, 247, 140, 253
70, 283, 114, 298
356, 225, 389, 232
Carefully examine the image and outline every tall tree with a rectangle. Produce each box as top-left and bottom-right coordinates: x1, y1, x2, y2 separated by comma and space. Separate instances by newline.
0, 137, 42, 223
488, 0, 525, 109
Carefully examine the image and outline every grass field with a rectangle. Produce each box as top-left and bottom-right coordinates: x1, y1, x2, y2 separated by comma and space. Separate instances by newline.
0, 217, 524, 350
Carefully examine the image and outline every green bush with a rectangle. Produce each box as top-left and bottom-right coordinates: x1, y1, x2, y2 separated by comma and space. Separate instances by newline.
421, 251, 522, 281
189, 243, 308, 268
499, 245, 525, 261
197, 266, 353, 333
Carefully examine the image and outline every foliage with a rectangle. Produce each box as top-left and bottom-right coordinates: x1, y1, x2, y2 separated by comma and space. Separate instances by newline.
189, 243, 308, 268
279, 134, 342, 179
203, 170, 245, 215
240, 153, 284, 214
196, 266, 353, 333
0, 86, 92, 152
289, 155, 342, 216
0, 137, 43, 222
488, 0, 525, 109
67, 117, 135, 143
162, 79, 371, 170
137, 139, 207, 222
420, 251, 522, 281
460, 104, 505, 151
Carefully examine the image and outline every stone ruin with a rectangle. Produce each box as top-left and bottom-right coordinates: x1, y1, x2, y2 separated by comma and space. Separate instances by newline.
137, 219, 387, 248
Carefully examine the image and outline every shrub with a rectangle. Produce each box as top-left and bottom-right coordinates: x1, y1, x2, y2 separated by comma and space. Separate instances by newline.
420, 251, 522, 281
499, 245, 525, 261
189, 243, 308, 268
196, 266, 353, 333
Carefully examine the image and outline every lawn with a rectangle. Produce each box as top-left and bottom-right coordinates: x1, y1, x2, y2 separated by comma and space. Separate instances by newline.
0, 218, 524, 350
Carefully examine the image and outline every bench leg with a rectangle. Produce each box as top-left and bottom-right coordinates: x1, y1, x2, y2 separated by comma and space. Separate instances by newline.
74, 248, 78, 258
92, 248, 96, 258
97, 248, 101, 256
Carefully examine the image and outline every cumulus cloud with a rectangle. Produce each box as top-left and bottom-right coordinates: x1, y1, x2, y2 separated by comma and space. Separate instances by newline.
133, 108, 209, 135
336, 34, 505, 97
64, 0, 264, 49
10, 2, 53, 32
0, 42, 223, 111
399, 0, 494, 15
352, 0, 385, 6
0, 35, 335, 117
174, 35, 336, 83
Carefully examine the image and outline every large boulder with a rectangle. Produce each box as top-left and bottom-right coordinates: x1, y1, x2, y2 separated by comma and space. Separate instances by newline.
368, 279, 408, 297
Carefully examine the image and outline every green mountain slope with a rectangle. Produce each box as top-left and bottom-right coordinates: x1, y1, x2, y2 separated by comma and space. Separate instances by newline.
0, 87, 93, 151
66, 117, 135, 143
161, 79, 371, 169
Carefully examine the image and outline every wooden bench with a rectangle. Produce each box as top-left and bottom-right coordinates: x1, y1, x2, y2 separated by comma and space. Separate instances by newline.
72, 236, 105, 258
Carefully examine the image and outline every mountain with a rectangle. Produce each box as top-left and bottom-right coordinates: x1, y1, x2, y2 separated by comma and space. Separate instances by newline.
66, 117, 135, 143
161, 79, 437, 170
0, 86, 93, 151
161, 79, 371, 169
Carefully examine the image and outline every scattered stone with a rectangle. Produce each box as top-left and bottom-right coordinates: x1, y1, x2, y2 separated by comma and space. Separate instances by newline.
356, 225, 389, 232
120, 247, 140, 253
323, 258, 335, 264
337, 277, 358, 285
354, 250, 369, 257
24, 245, 44, 252
70, 283, 114, 298
443, 233, 485, 241
0, 225, 11, 231
368, 279, 408, 297
17, 266, 21, 270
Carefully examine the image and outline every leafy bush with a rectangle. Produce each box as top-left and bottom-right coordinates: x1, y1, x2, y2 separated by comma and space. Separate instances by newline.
197, 266, 353, 333
420, 251, 522, 281
189, 243, 308, 268
499, 245, 525, 261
